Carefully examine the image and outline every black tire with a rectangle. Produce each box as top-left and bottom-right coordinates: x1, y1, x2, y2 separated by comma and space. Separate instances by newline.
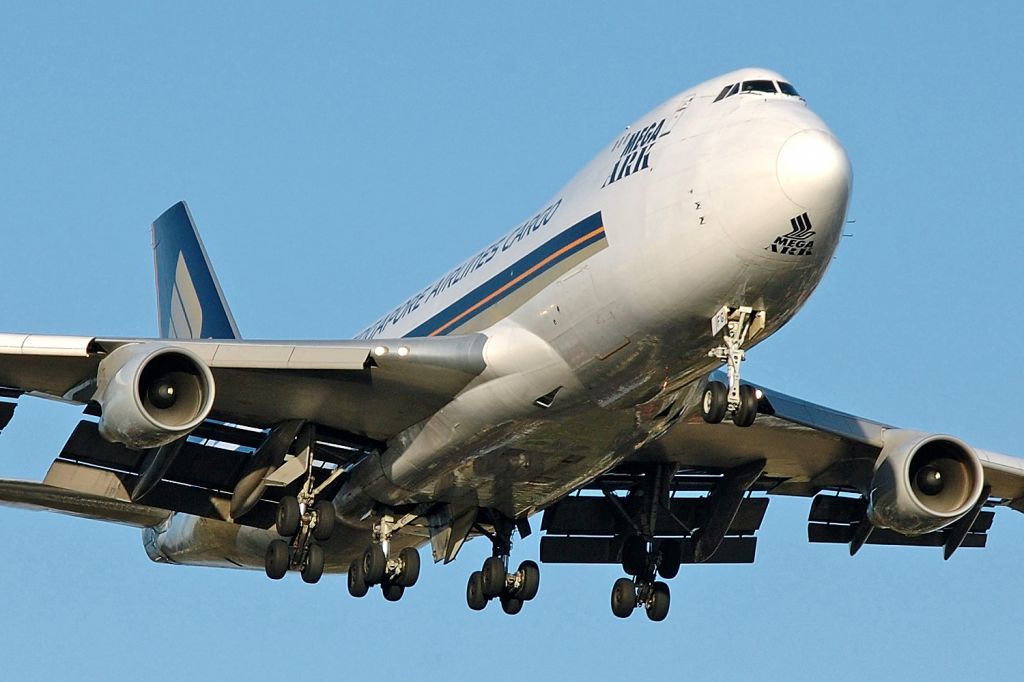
621, 535, 647, 576
276, 496, 301, 537
381, 579, 405, 602
701, 381, 728, 424
646, 581, 671, 622
732, 384, 758, 427
481, 556, 506, 599
611, 577, 636, 618
396, 547, 421, 588
658, 540, 682, 580
516, 560, 540, 601
264, 539, 290, 580
311, 500, 336, 542
362, 543, 387, 585
466, 571, 487, 611
348, 559, 369, 598
301, 543, 324, 584
500, 594, 523, 615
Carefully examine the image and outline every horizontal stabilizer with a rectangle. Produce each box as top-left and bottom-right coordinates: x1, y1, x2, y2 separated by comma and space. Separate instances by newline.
0, 478, 169, 528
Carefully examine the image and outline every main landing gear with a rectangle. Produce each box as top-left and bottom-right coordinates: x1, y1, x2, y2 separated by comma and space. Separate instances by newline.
611, 536, 677, 621
264, 494, 337, 584
346, 514, 422, 602
465, 512, 540, 615
263, 423, 341, 584
702, 306, 765, 428
262, 421, 342, 581
606, 464, 681, 621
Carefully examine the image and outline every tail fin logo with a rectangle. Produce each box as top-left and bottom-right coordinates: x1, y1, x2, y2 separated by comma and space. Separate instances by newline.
152, 201, 241, 340
168, 252, 204, 339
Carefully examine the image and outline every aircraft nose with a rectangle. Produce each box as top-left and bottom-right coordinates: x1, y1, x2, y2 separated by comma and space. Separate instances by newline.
776, 129, 851, 211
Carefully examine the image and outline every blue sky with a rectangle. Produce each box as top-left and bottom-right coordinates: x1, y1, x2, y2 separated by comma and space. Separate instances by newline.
1, 3, 1022, 679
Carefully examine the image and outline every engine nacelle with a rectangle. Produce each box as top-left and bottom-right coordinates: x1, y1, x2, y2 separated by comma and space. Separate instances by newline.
868, 429, 984, 536
94, 343, 215, 449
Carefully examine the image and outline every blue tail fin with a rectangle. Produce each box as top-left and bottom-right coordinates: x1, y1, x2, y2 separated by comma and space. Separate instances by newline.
152, 201, 241, 340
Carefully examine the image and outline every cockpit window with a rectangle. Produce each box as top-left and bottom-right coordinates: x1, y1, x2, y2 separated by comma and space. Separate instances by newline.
778, 81, 801, 97
714, 79, 800, 103
740, 80, 778, 94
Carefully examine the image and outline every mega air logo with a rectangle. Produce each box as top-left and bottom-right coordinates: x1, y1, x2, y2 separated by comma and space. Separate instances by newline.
767, 212, 816, 256
603, 118, 666, 188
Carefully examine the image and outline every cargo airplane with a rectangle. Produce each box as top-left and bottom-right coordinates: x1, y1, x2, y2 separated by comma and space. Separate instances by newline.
2, 68, 1020, 621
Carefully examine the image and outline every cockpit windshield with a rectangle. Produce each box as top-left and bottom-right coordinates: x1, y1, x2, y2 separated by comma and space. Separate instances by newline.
778, 81, 800, 97
740, 80, 777, 94
713, 79, 803, 102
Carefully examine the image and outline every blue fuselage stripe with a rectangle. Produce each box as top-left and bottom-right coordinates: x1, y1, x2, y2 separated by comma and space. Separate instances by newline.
405, 212, 606, 337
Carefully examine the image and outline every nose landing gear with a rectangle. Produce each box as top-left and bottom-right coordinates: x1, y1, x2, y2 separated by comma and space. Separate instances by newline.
702, 306, 765, 428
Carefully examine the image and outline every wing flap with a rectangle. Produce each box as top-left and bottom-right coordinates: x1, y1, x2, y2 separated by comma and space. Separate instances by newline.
539, 536, 758, 565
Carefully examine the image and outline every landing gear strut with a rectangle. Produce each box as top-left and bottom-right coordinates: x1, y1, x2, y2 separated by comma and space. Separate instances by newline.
702, 306, 765, 428
605, 463, 681, 621
465, 512, 540, 615
263, 426, 338, 583
346, 513, 422, 601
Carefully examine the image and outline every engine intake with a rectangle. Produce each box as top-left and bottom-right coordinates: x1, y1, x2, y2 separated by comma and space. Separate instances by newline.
868, 430, 984, 536
94, 343, 215, 449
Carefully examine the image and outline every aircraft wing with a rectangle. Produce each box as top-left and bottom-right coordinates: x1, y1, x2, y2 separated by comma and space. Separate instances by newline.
633, 377, 1024, 504
0, 331, 487, 528
539, 375, 1023, 569
0, 332, 487, 442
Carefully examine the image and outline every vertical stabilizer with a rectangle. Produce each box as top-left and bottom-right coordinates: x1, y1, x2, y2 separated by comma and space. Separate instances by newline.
152, 201, 241, 340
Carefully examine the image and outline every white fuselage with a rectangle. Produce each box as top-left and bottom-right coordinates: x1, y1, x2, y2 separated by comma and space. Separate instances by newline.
336, 67, 852, 521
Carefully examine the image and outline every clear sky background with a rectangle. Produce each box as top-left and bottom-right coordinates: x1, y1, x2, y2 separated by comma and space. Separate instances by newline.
1, 3, 1022, 680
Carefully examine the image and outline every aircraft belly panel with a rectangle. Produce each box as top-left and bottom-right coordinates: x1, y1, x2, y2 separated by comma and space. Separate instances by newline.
392, 405, 641, 518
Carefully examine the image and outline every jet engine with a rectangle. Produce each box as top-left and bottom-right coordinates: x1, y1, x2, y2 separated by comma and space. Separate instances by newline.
868, 429, 984, 536
94, 343, 215, 449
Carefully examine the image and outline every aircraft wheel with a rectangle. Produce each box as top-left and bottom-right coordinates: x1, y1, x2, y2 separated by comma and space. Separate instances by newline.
611, 577, 636, 618
276, 496, 301, 537
732, 384, 758, 427
500, 594, 523, 615
701, 381, 728, 424
397, 547, 421, 588
516, 560, 540, 601
312, 500, 336, 542
381, 579, 405, 602
466, 571, 487, 611
646, 581, 671, 622
348, 559, 369, 598
301, 543, 325, 584
481, 556, 506, 599
621, 535, 647, 576
362, 543, 387, 585
264, 539, 290, 580
658, 540, 682, 580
